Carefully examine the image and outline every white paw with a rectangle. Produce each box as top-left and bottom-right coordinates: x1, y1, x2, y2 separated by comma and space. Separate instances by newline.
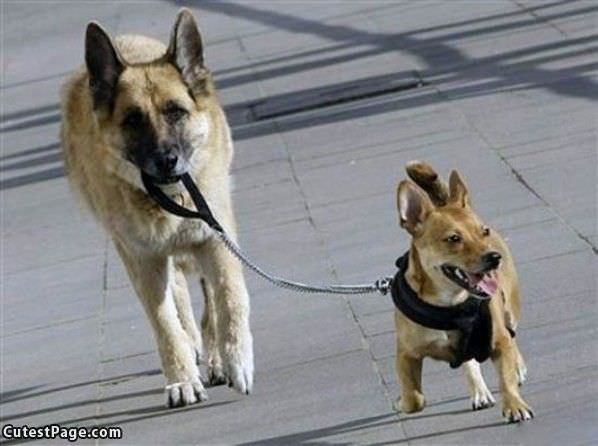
226, 360, 254, 394
471, 386, 496, 411
223, 335, 254, 395
517, 362, 528, 386
165, 380, 207, 408
207, 363, 227, 386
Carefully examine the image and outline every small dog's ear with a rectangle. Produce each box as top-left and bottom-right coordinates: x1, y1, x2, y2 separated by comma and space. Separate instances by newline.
449, 170, 470, 208
397, 180, 433, 235
405, 160, 449, 207
167, 9, 207, 93
85, 22, 124, 112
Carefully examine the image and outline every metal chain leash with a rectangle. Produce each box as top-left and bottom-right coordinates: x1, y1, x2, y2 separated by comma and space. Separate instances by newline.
142, 172, 393, 296
217, 231, 392, 295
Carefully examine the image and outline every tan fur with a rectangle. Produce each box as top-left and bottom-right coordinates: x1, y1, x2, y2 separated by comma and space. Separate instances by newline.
394, 161, 532, 422
60, 10, 253, 407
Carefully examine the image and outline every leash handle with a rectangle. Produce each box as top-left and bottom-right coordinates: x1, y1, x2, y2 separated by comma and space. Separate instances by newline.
142, 172, 391, 296
141, 172, 223, 232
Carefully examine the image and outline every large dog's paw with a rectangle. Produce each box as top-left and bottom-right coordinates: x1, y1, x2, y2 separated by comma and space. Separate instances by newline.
223, 336, 254, 395
207, 363, 227, 387
502, 397, 534, 423
165, 380, 208, 408
471, 386, 496, 410
226, 359, 254, 395
197, 345, 228, 387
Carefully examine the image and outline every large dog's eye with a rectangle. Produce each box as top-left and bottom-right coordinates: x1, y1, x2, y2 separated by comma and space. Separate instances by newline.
446, 234, 462, 243
482, 226, 491, 236
164, 101, 188, 124
122, 108, 144, 128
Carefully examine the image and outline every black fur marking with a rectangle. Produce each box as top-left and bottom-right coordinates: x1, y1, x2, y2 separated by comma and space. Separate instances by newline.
121, 111, 159, 168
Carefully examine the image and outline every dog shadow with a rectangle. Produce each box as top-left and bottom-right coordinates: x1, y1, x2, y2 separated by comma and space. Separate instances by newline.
0, 369, 236, 444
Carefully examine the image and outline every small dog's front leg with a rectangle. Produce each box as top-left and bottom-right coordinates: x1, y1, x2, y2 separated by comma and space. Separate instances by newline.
462, 360, 495, 410
492, 335, 534, 422
396, 350, 425, 414
196, 238, 254, 395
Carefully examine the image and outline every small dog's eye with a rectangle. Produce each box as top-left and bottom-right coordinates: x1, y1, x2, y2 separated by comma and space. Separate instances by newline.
447, 234, 462, 243
482, 226, 491, 236
164, 103, 188, 123
122, 109, 144, 128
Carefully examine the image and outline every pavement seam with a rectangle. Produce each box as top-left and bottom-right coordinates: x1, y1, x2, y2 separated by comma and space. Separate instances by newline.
236, 26, 402, 440
434, 1, 598, 256
240, 16, 406, 429
511, 0, 568, 37
428, 66, 597, 256
0, 315, 97, 339
95, 237, 109, 443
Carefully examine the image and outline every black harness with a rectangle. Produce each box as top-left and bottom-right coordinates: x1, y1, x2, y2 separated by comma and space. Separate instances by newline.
391, 252, 498, 368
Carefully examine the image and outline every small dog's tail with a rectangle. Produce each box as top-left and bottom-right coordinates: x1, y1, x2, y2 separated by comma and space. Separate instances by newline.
405, 161, 449, 207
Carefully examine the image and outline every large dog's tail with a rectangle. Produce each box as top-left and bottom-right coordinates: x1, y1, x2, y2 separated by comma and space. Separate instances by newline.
405, 160, 450, 207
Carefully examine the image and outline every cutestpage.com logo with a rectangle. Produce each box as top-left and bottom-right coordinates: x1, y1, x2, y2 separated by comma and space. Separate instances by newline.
2, 424, 123, 442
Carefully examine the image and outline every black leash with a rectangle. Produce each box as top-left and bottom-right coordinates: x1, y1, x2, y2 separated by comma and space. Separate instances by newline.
142, 172, 392, 295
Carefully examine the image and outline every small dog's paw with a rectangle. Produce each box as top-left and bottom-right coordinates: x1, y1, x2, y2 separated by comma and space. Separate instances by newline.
471, 387, 496, 410
165, 380, 208, 408
502, 398, 534, 423
396, 392, 426, 414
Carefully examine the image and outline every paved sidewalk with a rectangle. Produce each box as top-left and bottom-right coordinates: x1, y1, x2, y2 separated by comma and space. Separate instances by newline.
1, 1, 596, 444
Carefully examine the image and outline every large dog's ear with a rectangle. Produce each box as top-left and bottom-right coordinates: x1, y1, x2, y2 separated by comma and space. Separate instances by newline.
397, 180, 433, 235
405, 161, 450, 207
449, 170, 471, 208
85, 22, 124, 112
167, 9, 207, 93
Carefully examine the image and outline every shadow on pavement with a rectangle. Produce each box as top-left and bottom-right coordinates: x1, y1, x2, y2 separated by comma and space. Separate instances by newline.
237, 408, 506, 445
0, 369, 160, 405
2, 1, 596, 189
2, 400, 235, 445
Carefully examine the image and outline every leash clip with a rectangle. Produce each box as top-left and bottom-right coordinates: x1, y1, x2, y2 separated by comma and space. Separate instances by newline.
375, 277, 393, 295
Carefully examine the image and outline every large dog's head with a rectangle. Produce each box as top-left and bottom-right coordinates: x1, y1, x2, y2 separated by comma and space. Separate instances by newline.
397, 162, 502, 299
85, 9, 212, 184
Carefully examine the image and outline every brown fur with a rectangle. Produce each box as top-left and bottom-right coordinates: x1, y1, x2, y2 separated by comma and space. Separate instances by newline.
61, 10, 253, 407
394, 161, 533, 422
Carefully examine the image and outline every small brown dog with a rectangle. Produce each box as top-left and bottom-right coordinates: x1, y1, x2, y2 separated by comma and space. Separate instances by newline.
392, 161, 533, 422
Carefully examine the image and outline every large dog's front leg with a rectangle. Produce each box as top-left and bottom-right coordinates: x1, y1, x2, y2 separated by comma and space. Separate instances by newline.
196, 237, 254, 395
200, 278, 227, 386
115, 241, 207, 407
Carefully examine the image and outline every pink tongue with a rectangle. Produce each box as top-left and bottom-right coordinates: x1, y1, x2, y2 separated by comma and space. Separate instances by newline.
478, 276, 498, 296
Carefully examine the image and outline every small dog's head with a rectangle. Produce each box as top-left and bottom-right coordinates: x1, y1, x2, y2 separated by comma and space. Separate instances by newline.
397, 162, 501, 299
84, 9, 212, 184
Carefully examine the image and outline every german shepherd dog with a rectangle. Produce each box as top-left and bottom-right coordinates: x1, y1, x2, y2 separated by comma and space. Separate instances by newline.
60, 9, 253, 407
394, 161, 533, 422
